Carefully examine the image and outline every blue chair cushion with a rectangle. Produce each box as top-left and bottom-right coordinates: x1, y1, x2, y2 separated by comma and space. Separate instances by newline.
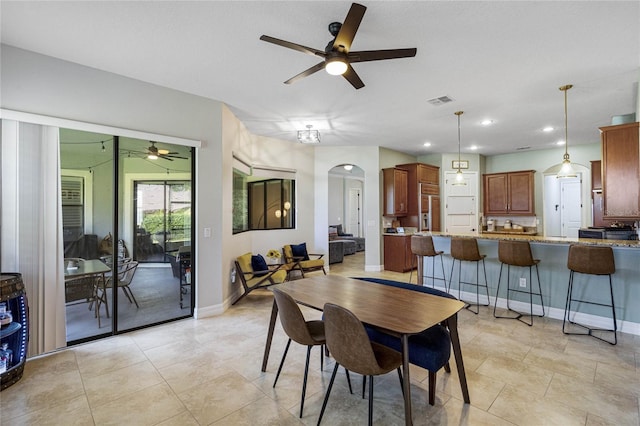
291, 242, 310, 261
251, 254, 268, 273
354, 277, 453, 372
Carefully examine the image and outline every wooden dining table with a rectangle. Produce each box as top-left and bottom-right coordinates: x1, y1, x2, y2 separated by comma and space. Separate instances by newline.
261, 274, 469, 425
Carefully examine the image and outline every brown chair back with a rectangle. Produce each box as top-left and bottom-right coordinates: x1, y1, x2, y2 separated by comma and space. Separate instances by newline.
273, 287, 318, 346
323, 303, 400, 377
450, 238, 483, 261
567, 245, 615, 275
498, 240, 537, 267
411, 235, 440, 257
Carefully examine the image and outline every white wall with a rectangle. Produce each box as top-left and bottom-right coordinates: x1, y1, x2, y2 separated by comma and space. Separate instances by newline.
1, 45, 225, 315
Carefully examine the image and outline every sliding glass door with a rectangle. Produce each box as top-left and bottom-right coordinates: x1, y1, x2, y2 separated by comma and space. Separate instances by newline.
61, 130, 194, 344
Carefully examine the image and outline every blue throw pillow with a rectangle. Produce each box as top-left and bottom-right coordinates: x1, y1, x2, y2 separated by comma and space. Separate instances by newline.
291, 243, 310, 261
251, 254, 268, 273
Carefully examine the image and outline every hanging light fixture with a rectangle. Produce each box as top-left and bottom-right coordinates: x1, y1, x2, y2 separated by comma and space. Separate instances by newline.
557, 84, 577, 178
453, 111, 467, 186
297, 124, 321, 144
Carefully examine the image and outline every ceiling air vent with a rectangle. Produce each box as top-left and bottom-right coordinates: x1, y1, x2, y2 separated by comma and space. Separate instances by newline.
427, 95, 454, 106
516, 146, 531, 151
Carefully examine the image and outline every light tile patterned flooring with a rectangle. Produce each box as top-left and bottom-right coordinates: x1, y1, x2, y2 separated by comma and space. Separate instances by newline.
2, 252, 639, 425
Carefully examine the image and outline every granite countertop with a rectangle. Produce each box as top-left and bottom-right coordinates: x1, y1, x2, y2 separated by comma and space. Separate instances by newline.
417, 231, 640, 248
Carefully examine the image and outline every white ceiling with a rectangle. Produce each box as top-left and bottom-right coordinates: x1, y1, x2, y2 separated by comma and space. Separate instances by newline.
2, 1, 639, 156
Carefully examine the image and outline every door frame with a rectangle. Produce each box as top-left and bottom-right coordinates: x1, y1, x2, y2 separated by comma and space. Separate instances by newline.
542, 163, 591, 237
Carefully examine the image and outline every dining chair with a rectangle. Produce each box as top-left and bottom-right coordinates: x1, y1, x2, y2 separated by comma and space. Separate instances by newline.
95, 261, 140, 320
271, 287, 328, 418
318, 302, 404, 426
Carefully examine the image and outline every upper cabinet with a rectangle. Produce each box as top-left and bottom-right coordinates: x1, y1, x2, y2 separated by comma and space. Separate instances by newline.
601, 122, 640, 219
483, 170, 535, 216
396, 163, 440, 215
383, 168, 408, 216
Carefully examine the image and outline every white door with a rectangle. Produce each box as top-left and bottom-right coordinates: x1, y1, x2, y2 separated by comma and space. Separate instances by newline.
561, 179, 582, 238
444, 171, 479, 233
348, 188, 362, 237
544, 175, 562, 237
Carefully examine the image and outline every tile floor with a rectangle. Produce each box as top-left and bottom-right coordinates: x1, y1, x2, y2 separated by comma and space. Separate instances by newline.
2, 252, 639, 425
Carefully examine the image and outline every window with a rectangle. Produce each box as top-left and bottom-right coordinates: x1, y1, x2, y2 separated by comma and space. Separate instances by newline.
248, 179, 295, 230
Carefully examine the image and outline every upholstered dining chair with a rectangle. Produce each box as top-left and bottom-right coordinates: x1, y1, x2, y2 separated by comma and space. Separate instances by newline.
272, 287, 329, 418
318, 302, 404, 426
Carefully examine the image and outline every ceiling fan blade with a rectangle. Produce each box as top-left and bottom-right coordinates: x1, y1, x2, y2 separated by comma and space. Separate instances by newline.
157, 156, 174, 161
342, 65, 364, 89
348, 48, 417, 63
333, 3, 366, 52
260, 35, 325, 57
166, 155, 188, 160
284, 62, 326, 85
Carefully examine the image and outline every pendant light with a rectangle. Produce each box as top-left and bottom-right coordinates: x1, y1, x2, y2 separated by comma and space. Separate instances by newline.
453, 111, 467, 186
557, 84, 577, 178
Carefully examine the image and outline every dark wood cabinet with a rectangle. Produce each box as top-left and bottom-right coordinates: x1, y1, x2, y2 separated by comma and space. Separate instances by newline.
601, 122, 640, 219
383, 235, 414, 272
383, 168, 408, 216
483, 170, 535, 216
396, 163, 440, 231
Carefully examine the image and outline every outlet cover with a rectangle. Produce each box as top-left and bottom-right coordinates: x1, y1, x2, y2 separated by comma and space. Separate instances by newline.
519, 278, 527, 288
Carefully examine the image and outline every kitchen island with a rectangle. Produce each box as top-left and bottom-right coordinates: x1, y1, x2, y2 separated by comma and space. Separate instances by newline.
414, 231, 640, 335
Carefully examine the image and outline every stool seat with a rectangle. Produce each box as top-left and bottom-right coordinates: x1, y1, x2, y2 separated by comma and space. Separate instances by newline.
494, 240, 545, 326
563, 245, 617, 345
449, 238, 489, 314
410, 235, 447, 288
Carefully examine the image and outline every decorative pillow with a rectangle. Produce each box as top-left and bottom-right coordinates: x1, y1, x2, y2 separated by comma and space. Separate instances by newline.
291, 242, 310, 261
335, 224, 345, 236
251, 254, 268, 273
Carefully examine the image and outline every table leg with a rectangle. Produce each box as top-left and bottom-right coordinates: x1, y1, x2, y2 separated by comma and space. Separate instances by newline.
401, 334, 413, 426
261, 299, 279, 372
447, 313, 470, 403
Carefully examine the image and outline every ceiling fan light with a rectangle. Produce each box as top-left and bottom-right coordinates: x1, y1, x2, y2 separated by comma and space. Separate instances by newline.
147, 154, 158, 160
325, 58, 348, 75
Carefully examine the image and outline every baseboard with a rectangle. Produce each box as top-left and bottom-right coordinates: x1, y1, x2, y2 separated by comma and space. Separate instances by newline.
365, 264, 384, 272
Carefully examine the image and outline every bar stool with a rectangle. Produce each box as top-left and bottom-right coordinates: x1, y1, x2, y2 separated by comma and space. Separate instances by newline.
563, 244, 617, 345
409, 235, 447, 289
449, 237, 489, 314
493, 240, 545, 326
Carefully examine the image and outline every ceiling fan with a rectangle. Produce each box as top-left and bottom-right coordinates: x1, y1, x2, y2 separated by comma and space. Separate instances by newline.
143, 142, 187, 161
260, 2, 417, 89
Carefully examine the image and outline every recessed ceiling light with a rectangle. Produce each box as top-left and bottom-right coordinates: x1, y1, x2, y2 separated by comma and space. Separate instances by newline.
543, 126, 554, 132
556, 140, 565, 145
469, 145, 478, 151
481, 119, 493, 126
423, 142, 431, 147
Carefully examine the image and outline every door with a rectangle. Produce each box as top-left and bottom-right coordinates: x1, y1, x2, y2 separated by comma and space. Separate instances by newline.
544, 175, 562, 237
561, 179, 582, 238
444, 171, 479, 233
347, 188, 362, 238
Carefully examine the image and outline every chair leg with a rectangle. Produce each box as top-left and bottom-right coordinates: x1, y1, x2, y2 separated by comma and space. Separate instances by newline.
273, 339, 291, 388
317, 363, 339, 426
396, 367, 404, 397
444, 362, 451, 373
368, 375, 374, 426
345, 369, 353, 394
428, 371, 436, 405
362, 375, 366, 399
439, 255, 448, 290
299, 345, 312, 417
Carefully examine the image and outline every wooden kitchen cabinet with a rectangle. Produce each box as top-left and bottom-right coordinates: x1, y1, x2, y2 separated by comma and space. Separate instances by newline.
383, 235, 414, 272
383, 168, 408, 216
396, 163, 440, 214
601, 122, 640, 219
483, 170, 535, 215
